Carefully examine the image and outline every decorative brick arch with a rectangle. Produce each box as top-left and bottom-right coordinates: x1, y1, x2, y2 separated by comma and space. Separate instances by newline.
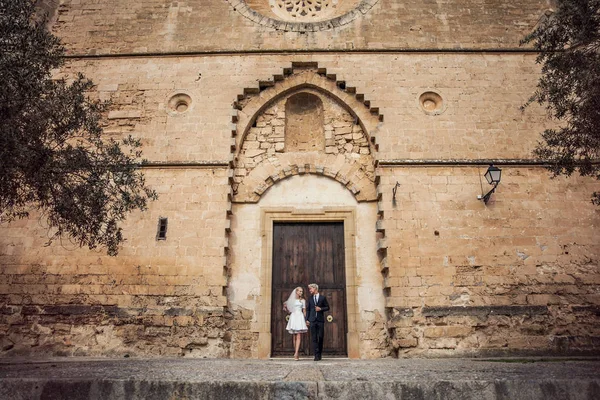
229, 62, 383, 203
236, 155, 377, 202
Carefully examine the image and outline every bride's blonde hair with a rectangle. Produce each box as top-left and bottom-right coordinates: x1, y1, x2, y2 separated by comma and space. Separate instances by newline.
295, 286, 305, 299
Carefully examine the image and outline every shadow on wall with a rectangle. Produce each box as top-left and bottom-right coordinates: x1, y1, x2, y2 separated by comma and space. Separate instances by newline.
35, 0, 60, 29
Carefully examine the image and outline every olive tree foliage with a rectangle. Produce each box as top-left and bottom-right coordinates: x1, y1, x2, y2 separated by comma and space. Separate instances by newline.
521, 0, 600, 204
0, 0, 157, 255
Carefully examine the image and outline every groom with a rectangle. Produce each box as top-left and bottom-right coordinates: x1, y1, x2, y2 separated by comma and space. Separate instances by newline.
306, 283, 330, 361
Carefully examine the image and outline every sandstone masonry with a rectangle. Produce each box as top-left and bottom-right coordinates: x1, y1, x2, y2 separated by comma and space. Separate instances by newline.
0, 0, 598, 358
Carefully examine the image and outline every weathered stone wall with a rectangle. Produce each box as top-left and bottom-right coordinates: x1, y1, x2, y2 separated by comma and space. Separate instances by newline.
52, 53, 548, 163
35, 0, 60, 29
0, 169, 231, 357
1, 0, 598, 358
50, 0, 550, 54
2, 49, 599, 357
377, 167, 600, 356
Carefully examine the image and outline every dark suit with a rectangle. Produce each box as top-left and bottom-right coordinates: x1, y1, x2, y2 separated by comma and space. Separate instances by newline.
307, 293, 330, 359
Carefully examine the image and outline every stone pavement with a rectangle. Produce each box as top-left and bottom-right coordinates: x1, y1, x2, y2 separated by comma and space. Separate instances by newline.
0, 357, 599, 400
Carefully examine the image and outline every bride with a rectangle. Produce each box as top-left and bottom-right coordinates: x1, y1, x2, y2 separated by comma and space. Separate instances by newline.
283, 286, 308, 360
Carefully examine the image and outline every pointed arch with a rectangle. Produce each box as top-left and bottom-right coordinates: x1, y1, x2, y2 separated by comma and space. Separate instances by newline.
228, 62, 384, 204
232, 69, 382, 156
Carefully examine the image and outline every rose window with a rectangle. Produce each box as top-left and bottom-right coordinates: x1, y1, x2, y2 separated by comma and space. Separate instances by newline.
282, 0, 332, 18
231, 0, 378, 30
269, 0, 338, 21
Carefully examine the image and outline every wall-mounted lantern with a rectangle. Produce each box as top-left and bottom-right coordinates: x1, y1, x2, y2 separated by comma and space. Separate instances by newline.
479, 165, 502, 204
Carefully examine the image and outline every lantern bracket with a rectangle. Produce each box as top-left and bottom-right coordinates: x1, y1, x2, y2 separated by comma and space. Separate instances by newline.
479, 165, 502, 205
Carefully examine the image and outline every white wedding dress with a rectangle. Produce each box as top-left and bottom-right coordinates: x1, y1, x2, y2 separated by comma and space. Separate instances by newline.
286, 299, 308, 334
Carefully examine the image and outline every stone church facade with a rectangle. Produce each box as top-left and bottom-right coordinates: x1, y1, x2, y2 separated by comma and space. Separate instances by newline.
1, 0, 599, 358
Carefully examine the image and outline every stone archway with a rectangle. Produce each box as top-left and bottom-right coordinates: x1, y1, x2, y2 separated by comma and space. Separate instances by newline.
228, 174, 383, 359
225, 63, 388, 359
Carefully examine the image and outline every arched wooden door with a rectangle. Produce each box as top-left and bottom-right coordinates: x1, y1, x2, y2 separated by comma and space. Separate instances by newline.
271, 222, 347, 357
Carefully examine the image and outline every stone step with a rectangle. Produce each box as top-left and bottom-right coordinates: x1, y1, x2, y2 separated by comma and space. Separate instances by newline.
1, 358, 599, 400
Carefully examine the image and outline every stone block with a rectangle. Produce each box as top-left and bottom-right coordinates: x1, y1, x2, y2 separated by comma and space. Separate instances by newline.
424, 327, 445, 339
107, 110, 141, 119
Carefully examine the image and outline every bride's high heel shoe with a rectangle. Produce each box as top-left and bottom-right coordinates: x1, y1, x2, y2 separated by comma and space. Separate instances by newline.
294, 353, 299, 361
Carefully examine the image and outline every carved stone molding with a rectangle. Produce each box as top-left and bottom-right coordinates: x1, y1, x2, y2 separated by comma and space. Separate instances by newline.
226, 0, 379, 32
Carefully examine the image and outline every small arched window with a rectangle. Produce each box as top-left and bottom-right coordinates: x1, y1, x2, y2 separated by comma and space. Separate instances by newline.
285, 92, 325, 152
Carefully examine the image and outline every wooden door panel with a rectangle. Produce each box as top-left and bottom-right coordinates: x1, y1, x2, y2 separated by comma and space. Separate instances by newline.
322, 289, 347, 355
273, 226, 309, 286
312, 224, 345, 286
271, 222, 347, 357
